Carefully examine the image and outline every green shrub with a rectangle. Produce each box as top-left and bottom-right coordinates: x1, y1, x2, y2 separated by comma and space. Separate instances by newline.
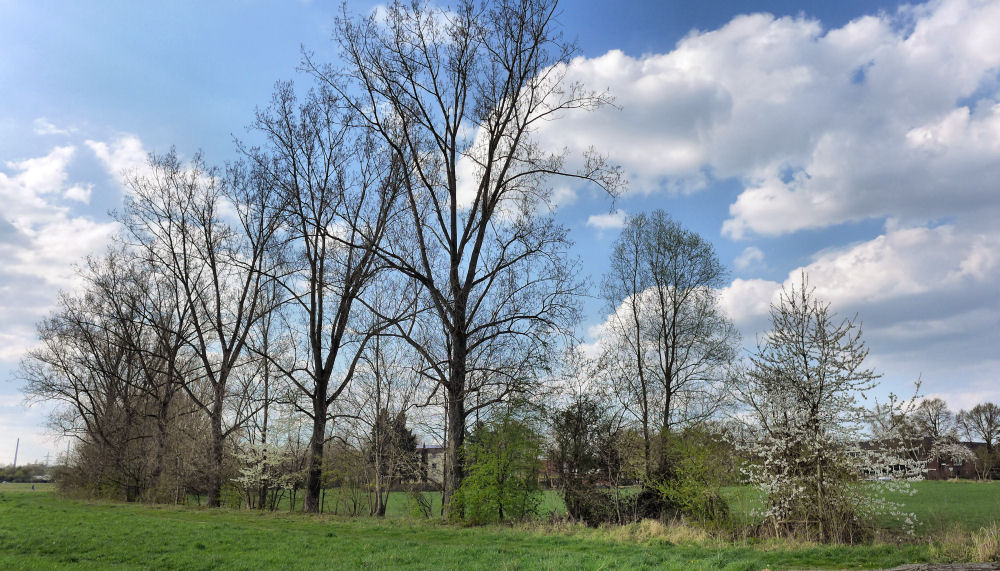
407, 490, 433, 519
456, 418, 543, 524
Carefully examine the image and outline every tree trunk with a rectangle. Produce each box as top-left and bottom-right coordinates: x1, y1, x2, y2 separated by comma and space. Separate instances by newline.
658, 388, 672, 477
641, 409, 651, 480
304, 387, 327, 513
206, 392, 225, 508
444, 382, 466, 515
150, 393, 171, 497
375, 487, 387, 517
258, 342, 271, 510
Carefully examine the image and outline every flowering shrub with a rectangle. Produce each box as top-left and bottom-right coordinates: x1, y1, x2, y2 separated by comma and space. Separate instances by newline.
734, 276, 922, 542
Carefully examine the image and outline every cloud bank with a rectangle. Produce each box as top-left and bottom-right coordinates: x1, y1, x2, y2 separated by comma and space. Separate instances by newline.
0, 134, 145, 361
548, 0, 1000, 236
563, 0, 1000, 402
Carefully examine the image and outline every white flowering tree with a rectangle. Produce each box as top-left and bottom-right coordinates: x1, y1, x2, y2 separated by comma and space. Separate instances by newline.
232, 409, 309, 510
734, 275, 921, 541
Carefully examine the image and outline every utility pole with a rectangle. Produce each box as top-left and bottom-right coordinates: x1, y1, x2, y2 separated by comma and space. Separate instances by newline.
12, 438, 19, 472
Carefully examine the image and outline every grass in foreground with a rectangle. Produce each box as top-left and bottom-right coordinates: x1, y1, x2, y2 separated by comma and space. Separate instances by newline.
0, 487, 944, 570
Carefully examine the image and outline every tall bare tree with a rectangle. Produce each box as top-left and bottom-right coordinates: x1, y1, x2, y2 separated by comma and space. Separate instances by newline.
959, 402, 1000, 454
599, 210, 737, 478
247, 82, 400, 512
309, 0, 622, 511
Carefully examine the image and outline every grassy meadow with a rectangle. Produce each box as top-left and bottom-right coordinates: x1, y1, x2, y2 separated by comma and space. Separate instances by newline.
0, 481, 997, 569
720, 479, 1000, 535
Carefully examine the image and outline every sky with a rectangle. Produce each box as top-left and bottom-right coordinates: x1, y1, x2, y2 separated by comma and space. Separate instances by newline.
1, 0, 998, 464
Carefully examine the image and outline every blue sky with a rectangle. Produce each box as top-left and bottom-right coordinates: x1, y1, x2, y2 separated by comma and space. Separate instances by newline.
2, 0, 999, 463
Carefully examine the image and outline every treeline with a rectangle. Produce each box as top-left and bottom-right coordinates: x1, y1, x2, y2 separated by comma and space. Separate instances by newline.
0, 463, 50, 483
886, 398, 1000, 480
17, 0, 993, 542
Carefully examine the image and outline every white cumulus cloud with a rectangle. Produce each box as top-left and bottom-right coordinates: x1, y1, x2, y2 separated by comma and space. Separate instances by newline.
86, 134, 150, 184
734, 246, 765, 270
0, 143, 121, 360
546, 0, 1000, 408
717, 221, 1000, 400
538, 0, 1000, 236
586, 209, 627, 231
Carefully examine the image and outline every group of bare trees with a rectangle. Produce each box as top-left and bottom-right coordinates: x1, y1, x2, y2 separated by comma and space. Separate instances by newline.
22, 245, 212, 502
891, 397, 1000, 479
22, 0, 621, 515
597, 210, 738, 480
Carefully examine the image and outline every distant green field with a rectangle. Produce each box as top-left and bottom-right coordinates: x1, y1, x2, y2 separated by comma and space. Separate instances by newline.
0, 487, 940, 570
0, 482, 55, 494
885, 480, 1000, 532
720, 480, 1000, 535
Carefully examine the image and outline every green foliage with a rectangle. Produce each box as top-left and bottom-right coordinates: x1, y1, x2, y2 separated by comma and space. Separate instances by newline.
406, 490, 433, 519
457, 418, 543, 524
652, 429, 732, 526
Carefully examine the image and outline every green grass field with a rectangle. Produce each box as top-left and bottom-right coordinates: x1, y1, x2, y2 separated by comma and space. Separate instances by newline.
887, 480, 1000, 532
721, 479, 1000, 534
215, 485, 566, 519
213, 479, 1000, 534
0, 481, 996, 569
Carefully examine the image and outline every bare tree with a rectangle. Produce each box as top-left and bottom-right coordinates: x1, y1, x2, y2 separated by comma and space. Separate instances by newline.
958, 402, 1000, 454
598, 210, 737, 478
913, 398, 957, 442
309, 0, 622, 512
958, 402, 1000, 478
247, 82, 400, 513
345, 300, 423, 516
118, 151, 281, 507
